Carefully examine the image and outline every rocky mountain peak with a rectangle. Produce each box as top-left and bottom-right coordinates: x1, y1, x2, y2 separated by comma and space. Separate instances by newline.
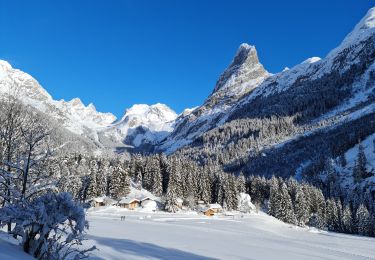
212, 43, 269, 95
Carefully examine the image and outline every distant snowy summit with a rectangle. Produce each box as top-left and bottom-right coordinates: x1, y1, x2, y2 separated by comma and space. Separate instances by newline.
102, 103, 177, 150
0, 60, 177, 151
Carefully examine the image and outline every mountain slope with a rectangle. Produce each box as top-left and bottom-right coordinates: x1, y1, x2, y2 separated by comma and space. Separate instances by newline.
158, 43, 270, 153
101, 103, 177, 152
164, 6, 375, 183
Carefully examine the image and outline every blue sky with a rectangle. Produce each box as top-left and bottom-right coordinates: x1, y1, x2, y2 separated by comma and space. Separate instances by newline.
0, 1, 373, 118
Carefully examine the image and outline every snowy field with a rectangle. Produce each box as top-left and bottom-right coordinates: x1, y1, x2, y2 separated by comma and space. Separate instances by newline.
84, 207, 375, 260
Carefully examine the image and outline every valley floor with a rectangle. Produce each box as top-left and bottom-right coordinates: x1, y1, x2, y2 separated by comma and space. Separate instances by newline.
84, 207, 375, 260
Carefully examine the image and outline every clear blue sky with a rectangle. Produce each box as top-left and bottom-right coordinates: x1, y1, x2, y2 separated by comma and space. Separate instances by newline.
0, 1, 373, 118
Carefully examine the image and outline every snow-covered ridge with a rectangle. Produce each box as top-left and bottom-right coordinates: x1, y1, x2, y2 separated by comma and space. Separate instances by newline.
333, 7, 375, 53
0, 60, 177, 150
0, 61, 117, 135
103, 103, 177, 148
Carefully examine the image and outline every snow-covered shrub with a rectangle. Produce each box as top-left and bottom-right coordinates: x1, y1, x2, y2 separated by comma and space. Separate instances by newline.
237, 193, 255, 213
0, 192, 95, 259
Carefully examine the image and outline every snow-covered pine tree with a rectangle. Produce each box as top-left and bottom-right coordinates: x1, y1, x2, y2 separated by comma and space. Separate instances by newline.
237, 172, 246, 193
342, 204, 353, 233
224, 174, 239, 210
294, 186, 309, 226
326, 199, 339, 231
335, 199, 343, 232
150, 157, 163, 197
355, 204, 371, 236
308, 188, 327, 229
268, 176, 280, 217
199, 167, 211, 204
110, 163, 130, 199
164, 158, 183, 212
142, 157, 154, 191
276, 183, 297, 224
87, 160, 99, 198
132, 154, 144, 189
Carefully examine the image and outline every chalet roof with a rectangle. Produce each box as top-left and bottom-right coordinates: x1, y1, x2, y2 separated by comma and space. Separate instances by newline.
119, 197, 140, 204
208, 203, 222, 209
138, 195, 153, 201
93, 197, 105, 203
92, 197, 116, 205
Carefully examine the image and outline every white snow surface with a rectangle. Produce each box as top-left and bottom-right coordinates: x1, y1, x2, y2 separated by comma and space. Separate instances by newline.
84, 209, 375, 260
332, 133, 375, 189
0, 233, 33, 259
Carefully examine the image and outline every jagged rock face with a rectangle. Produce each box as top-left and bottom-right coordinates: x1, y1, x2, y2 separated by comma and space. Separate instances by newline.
212, 44, 269, 98
157, 44, 270, 153
202, 44, 269, 114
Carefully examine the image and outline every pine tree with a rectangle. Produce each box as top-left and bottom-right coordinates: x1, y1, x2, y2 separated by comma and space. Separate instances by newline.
164, 159, 183, 212
342, 205, 353, 234
268, 177, 280, 217
294, 187, 309, 226
326, 199, 339, 231
353, 143, 368, 182
335, 199, 343, 232
355, 204, 370, 236
237, 173, 246, 193
110, 163, 130, 199
277, 183, 297, 224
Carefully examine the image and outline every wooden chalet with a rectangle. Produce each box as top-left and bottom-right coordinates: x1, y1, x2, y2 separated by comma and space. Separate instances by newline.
118, 197, 141, 209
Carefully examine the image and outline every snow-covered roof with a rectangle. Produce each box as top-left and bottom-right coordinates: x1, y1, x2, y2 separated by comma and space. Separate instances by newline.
138, 195, 153, 201
208, 203, 222, 209
119, 197, 140, 204
176, 198, 184, 203
93, 197, 105, 203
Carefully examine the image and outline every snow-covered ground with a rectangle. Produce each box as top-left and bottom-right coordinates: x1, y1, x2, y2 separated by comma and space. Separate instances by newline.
84, 208, 375, 260
0, 232, 33, 259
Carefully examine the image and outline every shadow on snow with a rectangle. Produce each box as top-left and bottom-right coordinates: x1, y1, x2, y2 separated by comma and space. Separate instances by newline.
87, 235, 217, 260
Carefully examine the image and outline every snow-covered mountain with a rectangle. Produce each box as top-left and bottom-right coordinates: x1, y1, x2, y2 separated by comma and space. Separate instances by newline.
0, 61, 177, 152
155, 7, 375, 156
0, 61, 116, 136
2, 7, 375, 163
101, 103, 177, 151
157, 43, 270, 153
